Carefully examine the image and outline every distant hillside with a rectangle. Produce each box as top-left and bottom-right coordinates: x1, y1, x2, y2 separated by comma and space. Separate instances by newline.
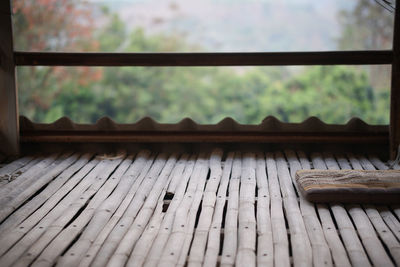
92, 0, 355, 51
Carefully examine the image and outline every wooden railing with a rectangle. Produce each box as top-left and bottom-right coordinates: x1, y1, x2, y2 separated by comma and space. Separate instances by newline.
14, 50, 393, 66
1, 0, 399, 158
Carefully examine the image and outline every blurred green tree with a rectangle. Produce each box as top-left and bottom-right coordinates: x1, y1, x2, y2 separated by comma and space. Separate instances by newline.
14, 0, 102, 121
338, 0, 393, 89
14, 0, 390, 125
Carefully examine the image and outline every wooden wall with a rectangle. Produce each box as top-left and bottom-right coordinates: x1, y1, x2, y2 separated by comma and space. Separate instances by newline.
0, 0, 19, 156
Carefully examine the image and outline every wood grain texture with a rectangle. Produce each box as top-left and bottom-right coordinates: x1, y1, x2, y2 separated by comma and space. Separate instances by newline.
390, 0, 400, 158
203, 152, 234, 267
0, 0, 18, 156
0, 156, 35, 183
57, 151, 151, 267
255, 152, 273, 267
188, 149, 223, 267
30, 155, 129, 267
220, 153, 241, 267
0, 156, 121, 267
107, 154, 178, 267
286, 151, 332, 267
0, 151, 397, 267
323, 154, 373, 267
79, 155, 155, 267
266, 153, 290, 267
276, 152, 312, 267
19, 131, 389, 145
236, 153, 257, 267
143, 155, 195, 267
90, 153, 167, 267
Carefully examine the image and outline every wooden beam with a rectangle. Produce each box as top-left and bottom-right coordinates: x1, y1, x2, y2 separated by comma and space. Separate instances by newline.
14, 50, 393, 67
390, 0, 400, 159
0, 0, 19, 155
19, 131, 388, 144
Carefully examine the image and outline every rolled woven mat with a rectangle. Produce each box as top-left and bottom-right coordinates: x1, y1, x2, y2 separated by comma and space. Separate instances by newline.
295, 170, 400, 203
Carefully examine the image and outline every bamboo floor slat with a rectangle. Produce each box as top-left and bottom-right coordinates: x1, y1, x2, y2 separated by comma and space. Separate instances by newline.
0, 150, 399, 267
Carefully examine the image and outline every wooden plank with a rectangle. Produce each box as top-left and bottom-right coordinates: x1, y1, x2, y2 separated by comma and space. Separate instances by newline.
349, 154, 399, 265
236, 153, 257, 267
347, 202, 394, 267
176, 154, 210, 267
255, 152, 273, 267
346, 153, 363, 170
364, 204, 400, 266
368, 155, 390, 170
1, 156, 43, 184
20, 131, 389, 145
128, 154, 193, 267
0, 153, 92, 238
321, 154, 372, 267
0, 155, 121, 267
125, 199, 165, 267
90, 153, 168, 266
106, 154, 178, 267
390, 0, 400, 159
311, 153, 371, 267
0, 157, 102, 256
265, 152, 289, 267
0, 152, 77, 222
0, 156, 35, 182
364, 156, 400, 241
0, 0, 18, 156
22, 155, 129, 267
0, 156, 42, 187
158, 153, 209, 267
79, 154, 155, 267
295, 168, 400, 204
329, 205, 371, 267
155, 154, 206, 267
14, 50, 393, 66
0, 154, 67, 201
167, 154, 190, 194
391, 206, 400, 225
219, 153, 241, 267
1, 150, 399, 267
188, 149, 223, 267
0, 156, 99, 258
285, 151, 332, 267
335, 153, 353, 170
28, 154, 131, 267
340, 150, 396, 265
356, 155, 376, 170
0, 153, 59, 198
203, 152, 234, 267
309, 153, 351, 267
391, 161, 400, 170
378, 206, 400, 241
123, 154, 178, 266
57, 151, 151, 266
275, 151, 312, 267
143, 155, 196, 267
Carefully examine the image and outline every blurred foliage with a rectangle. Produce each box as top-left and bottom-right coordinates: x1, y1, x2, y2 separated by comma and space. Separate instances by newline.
14, 0, 390, 124
338, 0, 393, 50
338, 0, 393, 90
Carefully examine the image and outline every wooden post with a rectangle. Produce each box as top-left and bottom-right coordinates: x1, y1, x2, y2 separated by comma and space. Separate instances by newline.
391, 0, 400, 159
0, 0, 19, 156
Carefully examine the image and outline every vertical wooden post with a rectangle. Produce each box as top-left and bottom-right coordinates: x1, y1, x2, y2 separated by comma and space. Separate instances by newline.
0, 0, 19, 156
390, 0, 400, 159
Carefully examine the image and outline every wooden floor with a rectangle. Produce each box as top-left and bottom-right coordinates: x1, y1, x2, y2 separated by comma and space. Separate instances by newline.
0, 150, 399, 267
